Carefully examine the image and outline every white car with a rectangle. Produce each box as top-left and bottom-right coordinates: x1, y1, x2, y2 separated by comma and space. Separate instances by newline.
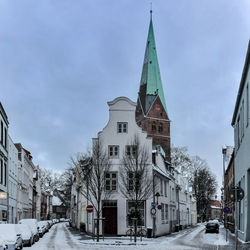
15, 224, 34, 246
38, 221, 48, 237
0, 224, 23, 250
19, 219, 39, 242
0, 235, 6, 250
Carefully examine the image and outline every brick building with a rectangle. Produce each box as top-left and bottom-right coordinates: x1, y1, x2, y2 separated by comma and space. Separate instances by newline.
135, 11, 171, 163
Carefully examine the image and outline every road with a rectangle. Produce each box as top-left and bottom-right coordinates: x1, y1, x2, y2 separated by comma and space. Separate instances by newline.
24, 222, 250, 250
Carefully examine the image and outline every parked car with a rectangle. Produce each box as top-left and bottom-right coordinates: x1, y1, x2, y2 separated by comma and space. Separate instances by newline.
0, 224, 23, 249
205, 220, 219, 233
15, 224, 33, 247
19, 219, 39, 242
0, 236, 6, 250
38, 221, 48, 237
43, 220, 51, 231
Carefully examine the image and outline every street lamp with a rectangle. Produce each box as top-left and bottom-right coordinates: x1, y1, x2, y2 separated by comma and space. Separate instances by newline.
155, 192, 160, 205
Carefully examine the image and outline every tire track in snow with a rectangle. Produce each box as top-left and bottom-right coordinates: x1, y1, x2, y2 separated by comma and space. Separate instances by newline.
47, 224, 58, 249
62, 223, 79, 249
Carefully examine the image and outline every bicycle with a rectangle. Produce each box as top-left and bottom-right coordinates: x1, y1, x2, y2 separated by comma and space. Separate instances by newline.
137, 227, 147, 237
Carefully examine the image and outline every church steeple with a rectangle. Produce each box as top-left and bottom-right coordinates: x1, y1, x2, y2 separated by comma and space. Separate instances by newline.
136, 12, 171, 163
139, 12, 167, 115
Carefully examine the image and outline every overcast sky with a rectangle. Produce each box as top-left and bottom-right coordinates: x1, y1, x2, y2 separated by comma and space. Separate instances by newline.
0, 0, 249, 190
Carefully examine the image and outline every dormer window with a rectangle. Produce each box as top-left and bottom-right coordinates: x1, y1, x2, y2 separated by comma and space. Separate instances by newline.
117, 122, 127, 133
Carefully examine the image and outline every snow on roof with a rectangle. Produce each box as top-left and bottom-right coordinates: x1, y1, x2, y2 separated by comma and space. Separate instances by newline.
210, 205, 221, 209
52, 196, 62, 206
153, 165, 171, 179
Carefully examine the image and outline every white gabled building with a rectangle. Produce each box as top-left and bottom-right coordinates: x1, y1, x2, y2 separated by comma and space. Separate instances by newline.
8, 135, 18, 223
90, 96, 153, 236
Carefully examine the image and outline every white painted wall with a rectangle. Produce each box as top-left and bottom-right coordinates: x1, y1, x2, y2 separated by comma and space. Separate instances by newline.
233, 61, 250, 241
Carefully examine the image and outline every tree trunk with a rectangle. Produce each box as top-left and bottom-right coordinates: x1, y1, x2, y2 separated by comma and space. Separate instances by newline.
134, 219, 137, 243
96, 213, 100, 242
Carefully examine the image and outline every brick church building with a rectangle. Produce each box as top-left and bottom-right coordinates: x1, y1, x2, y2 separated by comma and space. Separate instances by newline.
135, 11, 171, 163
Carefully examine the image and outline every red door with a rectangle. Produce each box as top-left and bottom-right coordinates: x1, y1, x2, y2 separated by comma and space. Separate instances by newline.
102, 207, 117, 235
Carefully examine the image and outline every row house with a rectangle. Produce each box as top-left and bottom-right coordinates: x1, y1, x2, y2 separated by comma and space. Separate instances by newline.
15, 143, 41, 221
40, 191, 53, 220
222, 146, 235, 232
0, 102, 8, 222
0, 101, 43, 223
8, 135, 18, 223
231, 40, 250, 242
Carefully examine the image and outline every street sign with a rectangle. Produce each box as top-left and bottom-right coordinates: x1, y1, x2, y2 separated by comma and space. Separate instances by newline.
229, 187, 244, 202
223, 207, 232, 214
86, 205, 94, 213
157, 204, 162, 210
151, 208, 156, 216
151, 202, 156, 207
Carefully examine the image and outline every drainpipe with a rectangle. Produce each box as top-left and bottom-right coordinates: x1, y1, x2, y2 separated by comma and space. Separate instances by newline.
152, 170, 156, 237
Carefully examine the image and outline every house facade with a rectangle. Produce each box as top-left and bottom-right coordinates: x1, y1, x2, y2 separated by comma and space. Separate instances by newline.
91, 96, 153, 236
223, 147, 235, 232
231, 40, 250, 241
8, 135, 18, 223
0, 102, 8, 222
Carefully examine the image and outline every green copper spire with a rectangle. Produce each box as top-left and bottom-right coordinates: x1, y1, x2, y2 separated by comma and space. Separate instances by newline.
140, 12, 167, 114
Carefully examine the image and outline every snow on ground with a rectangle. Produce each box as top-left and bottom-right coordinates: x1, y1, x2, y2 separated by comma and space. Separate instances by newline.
24, 222, 231, 250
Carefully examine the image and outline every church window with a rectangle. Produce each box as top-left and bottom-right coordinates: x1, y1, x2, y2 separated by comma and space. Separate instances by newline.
117, 122, 128, 133
152, 122, 156, 132
158, 123, 163, 133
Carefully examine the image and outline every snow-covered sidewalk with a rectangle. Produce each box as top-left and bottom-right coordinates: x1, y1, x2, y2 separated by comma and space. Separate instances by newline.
25, 222, 250, 250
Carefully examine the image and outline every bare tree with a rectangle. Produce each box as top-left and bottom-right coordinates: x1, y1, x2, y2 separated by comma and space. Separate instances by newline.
192, 166, 218, 222
78, 138, 111, 242
119, 135, 153, 242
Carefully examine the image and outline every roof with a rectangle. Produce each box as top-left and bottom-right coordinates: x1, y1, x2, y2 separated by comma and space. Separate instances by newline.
209, 200, 221, 208
210, 205, 221, 209
139, 14, 167, 115
52, 196, 63, 206
153, 165, 171, 179
0, 102, 9, 126
232, 40, 250, 125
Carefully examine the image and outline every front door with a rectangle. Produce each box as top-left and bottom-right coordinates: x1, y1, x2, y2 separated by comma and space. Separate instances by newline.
102, 200, 117, 235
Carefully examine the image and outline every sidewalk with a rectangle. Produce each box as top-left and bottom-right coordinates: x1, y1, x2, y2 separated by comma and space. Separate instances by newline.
67, 224, 198, 247
220, 226, 250, 250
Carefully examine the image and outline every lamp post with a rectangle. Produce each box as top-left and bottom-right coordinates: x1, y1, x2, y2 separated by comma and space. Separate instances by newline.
155, 192, 160, 205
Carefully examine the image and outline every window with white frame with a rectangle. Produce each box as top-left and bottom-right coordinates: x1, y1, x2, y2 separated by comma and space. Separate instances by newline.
160, 179, 163, 195
125, 145, 137, 157
117, 122, 127, 133
0, 159, 2, 184
165, 204, 168, 222
127, 201, 145, 226
105, 172, 117, 191
161, 203, 165, 222
247, 84, 249, 127
108, 145, 119, 158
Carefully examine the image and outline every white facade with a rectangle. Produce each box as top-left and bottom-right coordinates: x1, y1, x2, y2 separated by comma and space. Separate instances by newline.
8, 135, 18, 223
83, 96, 196, 236
232, 42, 250, 242
16, 144, 31, 220
97, 97, 152, 235
0, 102, 8, 222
